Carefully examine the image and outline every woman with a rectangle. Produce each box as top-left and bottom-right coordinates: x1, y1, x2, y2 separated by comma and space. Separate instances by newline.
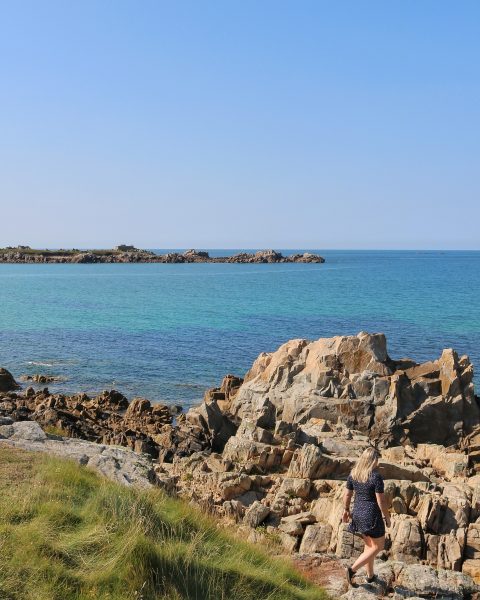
342, 447, 391, 586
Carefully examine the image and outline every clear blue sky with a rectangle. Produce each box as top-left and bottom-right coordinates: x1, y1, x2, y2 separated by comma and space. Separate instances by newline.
1, 1, 479, 249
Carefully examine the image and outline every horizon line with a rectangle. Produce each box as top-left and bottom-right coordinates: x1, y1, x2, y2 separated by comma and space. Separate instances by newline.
2, 245, 480, 252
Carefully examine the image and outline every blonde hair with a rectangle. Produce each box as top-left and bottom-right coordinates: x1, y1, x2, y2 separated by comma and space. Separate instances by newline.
350, 447, 380, 483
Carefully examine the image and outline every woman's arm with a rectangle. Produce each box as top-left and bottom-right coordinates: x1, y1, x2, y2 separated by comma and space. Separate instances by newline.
375, 492, 391, 528
342, 488, 353, 523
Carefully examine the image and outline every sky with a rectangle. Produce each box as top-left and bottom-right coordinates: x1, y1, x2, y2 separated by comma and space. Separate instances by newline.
0, 1, 479, 250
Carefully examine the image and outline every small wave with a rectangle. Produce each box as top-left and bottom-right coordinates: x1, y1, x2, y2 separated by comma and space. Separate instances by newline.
27, 361, 54, 367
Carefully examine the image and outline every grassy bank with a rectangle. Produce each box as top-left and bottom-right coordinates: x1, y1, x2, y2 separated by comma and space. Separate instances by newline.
0, 247, 121, 256
0, 448, 327, 600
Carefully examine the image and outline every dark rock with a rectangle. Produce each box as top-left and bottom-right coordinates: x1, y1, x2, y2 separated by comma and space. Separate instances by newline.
0, 368, 19, 392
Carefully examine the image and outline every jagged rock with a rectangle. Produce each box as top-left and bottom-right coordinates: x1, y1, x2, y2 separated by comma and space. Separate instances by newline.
416, 444, 469, 479
227, 333, 478, 447
236, 420, 274, 444
462, 559, 480, 584
287, 444, 353, 479
281, 511, 316, 525
186, 398, 237, 452
0, 384, 174, 459
20, 373, 60, 384
392, 496, 408, 514
243, 501, 270, 527
278, 521, 303, 536
219, 474, 252, 500
378, 460, 430, 483
417, 483, 471, 535
390, 517, 424, 563
277, 477, 311, 499
0, 368, 19, 392
466, 523, 480, 560
279, 531, 298, 552
335, 523, 364, 558
223, 499, 245, 520
299, 523, 333, 553
125, 397, 151, 418
222, 436, 285, 470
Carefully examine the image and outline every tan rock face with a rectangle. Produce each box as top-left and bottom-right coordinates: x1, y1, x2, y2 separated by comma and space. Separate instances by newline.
390, 517, 423, 562
299, 523, 333, 553
229, 332, 478, 448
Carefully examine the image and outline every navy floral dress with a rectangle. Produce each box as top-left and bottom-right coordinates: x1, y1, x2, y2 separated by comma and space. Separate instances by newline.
346, 470, 385, 539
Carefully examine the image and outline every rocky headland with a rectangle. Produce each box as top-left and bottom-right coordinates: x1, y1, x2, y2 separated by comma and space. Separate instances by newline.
2, 332, 480, 599
0, 246, 325, 264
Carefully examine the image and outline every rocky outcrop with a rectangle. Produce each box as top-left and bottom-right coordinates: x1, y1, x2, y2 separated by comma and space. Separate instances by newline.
0, 387, 175, 458
0, 419, 155, 488
223, 250, 325, 264
20, 373, 62, 384
0, 247, 325, 264
157, 333, 480, 597
228, 332, 478, 448
2, 331, 480, 598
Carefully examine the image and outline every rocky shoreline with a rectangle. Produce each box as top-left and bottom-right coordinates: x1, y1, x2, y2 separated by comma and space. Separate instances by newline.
2, 332, 480, 599
0, 246, 325, 264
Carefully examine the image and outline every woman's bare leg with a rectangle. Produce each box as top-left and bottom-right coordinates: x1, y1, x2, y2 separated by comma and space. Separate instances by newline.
364, 537, 375, 578
351, 536, 372, 574
351, 535, 385, 574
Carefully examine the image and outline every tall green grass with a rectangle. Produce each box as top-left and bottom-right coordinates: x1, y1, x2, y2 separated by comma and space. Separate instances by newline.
0, 449, 327, 600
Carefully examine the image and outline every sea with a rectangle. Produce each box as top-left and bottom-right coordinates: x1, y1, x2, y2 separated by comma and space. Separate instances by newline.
1, 250, 479, 409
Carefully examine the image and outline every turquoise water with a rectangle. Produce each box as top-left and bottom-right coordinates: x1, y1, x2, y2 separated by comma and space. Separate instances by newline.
0, 250, 479, 408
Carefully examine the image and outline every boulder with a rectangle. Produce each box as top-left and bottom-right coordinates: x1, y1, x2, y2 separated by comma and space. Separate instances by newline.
378, 461, 430, 483
0, 368, 19, 392
277, 477, 311, 500
125, 397, 151, 418
278, 521, 303, 536
186, 399, 237, 452
465, 523, 480, 559
219, 474, 252, 500
390, 517, 423, 563
392, 496, 408, 514
287, 444, 353, 480
279, 531, 298, 552
281, 511, 316, 525
243, 501, 270, 528
299, 523, 333, 553
393, 563, 479, 599
462, 559, 480, 584
335, 523, 364, 558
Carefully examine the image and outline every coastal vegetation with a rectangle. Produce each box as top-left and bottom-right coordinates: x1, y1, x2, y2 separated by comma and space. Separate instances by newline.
0, 246, 325, 264
0, 447, 326, 600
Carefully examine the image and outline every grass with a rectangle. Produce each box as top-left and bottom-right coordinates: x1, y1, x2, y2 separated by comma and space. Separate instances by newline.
0, 248, 123, 256
42, 425, 71, 437
0, 448, 328, 600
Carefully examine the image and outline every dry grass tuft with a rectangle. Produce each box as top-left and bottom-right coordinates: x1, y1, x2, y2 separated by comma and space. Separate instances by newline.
0, 448, 328, 600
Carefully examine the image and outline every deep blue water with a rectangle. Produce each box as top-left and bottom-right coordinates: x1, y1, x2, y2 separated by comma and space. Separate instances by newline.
0, 250, 479, 408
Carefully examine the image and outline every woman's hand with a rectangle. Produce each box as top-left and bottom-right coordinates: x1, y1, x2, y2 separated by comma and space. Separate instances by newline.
342, 509, 351, 523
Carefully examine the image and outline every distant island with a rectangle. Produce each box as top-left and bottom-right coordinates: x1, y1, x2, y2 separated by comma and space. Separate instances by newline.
0, 246, 325, 264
